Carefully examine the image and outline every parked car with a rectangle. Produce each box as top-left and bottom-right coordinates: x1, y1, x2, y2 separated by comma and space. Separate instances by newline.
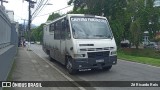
36, 41, 40, 44
30, 41, 35, 44
120, 39, 130, 48
144, 42, 158, 49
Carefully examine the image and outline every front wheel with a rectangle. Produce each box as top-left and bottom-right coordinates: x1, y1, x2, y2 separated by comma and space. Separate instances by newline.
66, 57, 77, 74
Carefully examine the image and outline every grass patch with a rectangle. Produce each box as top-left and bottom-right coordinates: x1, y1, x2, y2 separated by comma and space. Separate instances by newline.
118, 48, 160, 67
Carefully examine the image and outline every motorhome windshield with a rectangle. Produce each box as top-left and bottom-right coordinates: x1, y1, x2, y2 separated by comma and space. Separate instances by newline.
70, 17, 113, 39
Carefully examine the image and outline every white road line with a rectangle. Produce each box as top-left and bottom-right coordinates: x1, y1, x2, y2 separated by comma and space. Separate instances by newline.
32, 49, 86, 90
118, 59, 160, 69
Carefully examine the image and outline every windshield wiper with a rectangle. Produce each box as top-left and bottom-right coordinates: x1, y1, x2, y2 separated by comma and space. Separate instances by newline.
93, 35, 105, 37
93, 35, 113, 39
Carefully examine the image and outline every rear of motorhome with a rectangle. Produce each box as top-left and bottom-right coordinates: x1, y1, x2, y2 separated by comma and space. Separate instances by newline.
43, 14, 117, 74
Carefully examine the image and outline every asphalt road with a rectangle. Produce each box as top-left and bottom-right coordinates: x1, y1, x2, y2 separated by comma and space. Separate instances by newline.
30, 44, 160, 90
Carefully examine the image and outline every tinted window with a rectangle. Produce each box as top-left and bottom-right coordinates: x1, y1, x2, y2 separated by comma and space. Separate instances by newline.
54, 21, 61, 39
49, 23, 54, 32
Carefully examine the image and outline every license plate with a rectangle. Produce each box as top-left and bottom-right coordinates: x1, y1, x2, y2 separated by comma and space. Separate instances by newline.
96, 59, 104, 63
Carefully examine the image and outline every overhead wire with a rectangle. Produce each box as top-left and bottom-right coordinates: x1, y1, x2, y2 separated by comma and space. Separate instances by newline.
32, 0, 49, 20
31, 0, 73, 21
35, 5, 73, 18
32, 0, 48, 20
31, 0, 44, 17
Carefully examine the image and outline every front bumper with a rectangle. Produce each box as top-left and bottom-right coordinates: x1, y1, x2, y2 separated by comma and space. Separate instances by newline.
71, 56, 117, 70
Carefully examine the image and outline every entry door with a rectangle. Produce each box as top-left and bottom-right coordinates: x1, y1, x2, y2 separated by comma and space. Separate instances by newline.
60, 20, 66, 65
60, 38, 66, 64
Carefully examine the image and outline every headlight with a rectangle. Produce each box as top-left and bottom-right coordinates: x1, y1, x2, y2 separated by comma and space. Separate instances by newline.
110, 47, 115, 50
110, 51, 117, 55
74, 54, 85, 58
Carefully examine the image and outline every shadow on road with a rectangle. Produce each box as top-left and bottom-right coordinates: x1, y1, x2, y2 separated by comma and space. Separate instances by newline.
47, 56, 112, 76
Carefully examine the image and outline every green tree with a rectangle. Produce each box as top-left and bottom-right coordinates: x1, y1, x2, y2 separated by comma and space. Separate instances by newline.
110, 20, 125, 46
129, 19, 141, 49
68, 0, 160, 47
47, 13, 61, 21
31, 24, 45, 43
127, 0, 160, 42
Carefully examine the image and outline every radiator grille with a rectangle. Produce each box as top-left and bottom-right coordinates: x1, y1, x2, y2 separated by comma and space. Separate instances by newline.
88, 51, 110, 58
80, 47, 114, 51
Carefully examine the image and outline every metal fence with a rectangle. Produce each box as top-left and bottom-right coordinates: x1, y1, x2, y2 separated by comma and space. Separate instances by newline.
0, 6, 18, 90
0, 6, 11, 49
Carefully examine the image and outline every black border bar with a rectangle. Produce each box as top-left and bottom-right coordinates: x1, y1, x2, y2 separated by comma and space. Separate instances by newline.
0, 81, 160, 87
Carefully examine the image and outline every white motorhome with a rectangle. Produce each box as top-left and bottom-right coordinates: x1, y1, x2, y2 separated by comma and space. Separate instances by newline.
43, 14, 117, 74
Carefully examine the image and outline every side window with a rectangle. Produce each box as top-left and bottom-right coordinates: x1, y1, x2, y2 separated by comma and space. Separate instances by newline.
54, 21, 61, 39
49, 23, 54, 32
54, 22, 58, 39
61, 19, 65, 40
53, 18, 70, 40
65, 20, 71, 39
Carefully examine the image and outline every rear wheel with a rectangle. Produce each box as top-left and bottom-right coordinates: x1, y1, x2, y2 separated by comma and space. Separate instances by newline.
103, 65, 112, 71
66, 57, 77, 74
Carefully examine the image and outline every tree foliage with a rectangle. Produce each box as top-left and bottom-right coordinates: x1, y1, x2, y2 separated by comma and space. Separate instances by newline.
47, 13, 61, 21
31, 24, 44, 42
68, 0, 160, 48
129, 20, 141, 49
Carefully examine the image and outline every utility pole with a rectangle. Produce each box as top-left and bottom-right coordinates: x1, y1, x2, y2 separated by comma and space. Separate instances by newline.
21, 19, 27, 42
21, 19, 27, 31
25, 0, 36, 50
0, 0, 8, 6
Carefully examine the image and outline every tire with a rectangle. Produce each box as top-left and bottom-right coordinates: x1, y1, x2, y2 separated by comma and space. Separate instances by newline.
66, 57, 77, 74
103, 65, 112, 71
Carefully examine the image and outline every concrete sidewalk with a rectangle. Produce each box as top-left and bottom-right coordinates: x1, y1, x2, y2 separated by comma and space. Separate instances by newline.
8, 47, 80, 90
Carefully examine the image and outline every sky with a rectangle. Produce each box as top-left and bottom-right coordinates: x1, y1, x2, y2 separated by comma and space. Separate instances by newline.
4, 0, 73, 26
